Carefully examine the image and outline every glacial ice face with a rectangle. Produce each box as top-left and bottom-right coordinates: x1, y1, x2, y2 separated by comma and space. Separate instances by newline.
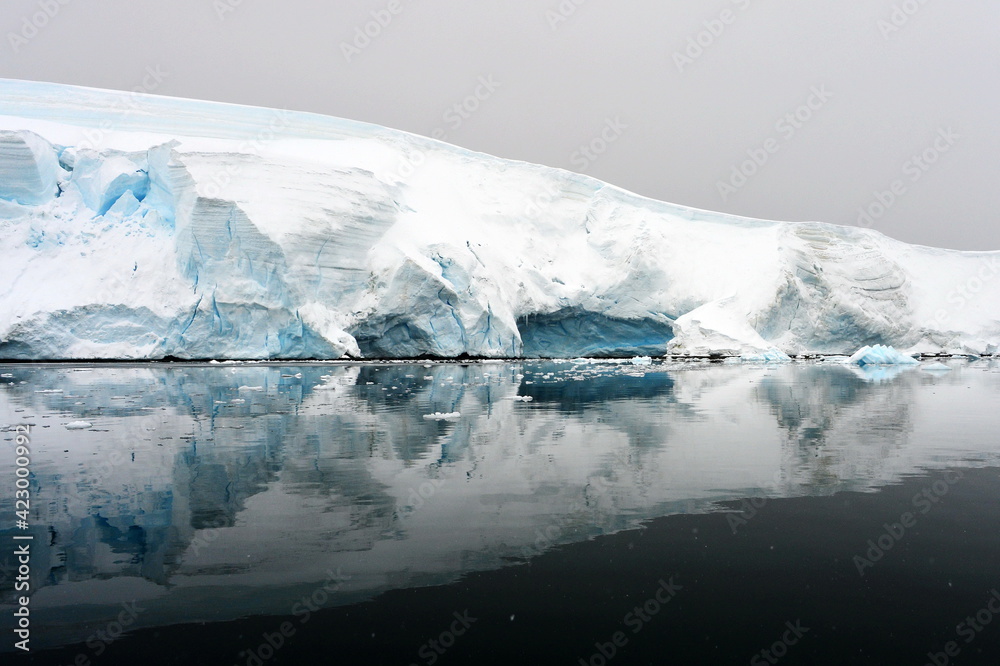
0, 78, 998, 360
69, 150, 149, 215
0, 130, 61, 205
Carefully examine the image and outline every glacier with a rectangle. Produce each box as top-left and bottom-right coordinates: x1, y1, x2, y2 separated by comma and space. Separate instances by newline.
0, 78, 998, 360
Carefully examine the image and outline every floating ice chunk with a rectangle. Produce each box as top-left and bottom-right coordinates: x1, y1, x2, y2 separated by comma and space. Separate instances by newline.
422, 412, 461, 420
238, 385, 264, 391
739, 348, 792, 363
848, 345, 919, 366
630, 356, 653, 366
64, 421, 93, 430
512, 395, 533, 402
920, 362, 952, 372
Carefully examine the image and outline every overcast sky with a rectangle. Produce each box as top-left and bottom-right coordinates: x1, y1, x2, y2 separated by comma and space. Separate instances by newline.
2, 0, 997, 250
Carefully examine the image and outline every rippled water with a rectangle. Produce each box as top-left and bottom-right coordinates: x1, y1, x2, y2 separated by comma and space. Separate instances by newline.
1, 359, 999, 663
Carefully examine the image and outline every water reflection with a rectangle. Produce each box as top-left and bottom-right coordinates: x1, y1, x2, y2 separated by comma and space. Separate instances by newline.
0, 359, 997, 649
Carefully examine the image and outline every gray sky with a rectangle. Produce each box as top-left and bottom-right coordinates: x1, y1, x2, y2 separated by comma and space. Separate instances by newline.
2, 0, 998, 250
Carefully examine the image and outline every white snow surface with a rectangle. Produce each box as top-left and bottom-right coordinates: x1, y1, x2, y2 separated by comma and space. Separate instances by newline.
1, 79, 998, 360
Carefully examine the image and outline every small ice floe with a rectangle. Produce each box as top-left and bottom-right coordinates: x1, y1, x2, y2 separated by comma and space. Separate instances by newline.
422, 412, 461, 420
630, 356, 653, 366
921, 362, 952, 372
35, 389, 63, 393
512, 395, 534, 402
739, 348, 792, 363
64, 421, 93, 430
237, 385, 264, 391
848, 345, 919, 366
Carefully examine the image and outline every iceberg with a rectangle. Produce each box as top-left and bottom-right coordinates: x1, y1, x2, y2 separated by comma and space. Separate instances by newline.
1, 79, 998, 360
739, 348, 793, 363
848, 345, 920, 366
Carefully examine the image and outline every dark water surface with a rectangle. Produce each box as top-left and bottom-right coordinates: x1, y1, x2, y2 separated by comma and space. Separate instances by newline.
1, 359, 999, 664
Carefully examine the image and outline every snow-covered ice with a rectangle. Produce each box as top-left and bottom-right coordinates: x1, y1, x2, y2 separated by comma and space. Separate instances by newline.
1, 79, 998, 360
738, 348, 793, 363
848, 345, 920, 366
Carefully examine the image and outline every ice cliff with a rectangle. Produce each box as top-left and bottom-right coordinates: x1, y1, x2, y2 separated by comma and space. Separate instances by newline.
1, 79, 998, 360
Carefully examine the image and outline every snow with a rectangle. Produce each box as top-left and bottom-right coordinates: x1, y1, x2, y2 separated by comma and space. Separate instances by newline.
848, 345, 920, 366
0, 79, 998, 360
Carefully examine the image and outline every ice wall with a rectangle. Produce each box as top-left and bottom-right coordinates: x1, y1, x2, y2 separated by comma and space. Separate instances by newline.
1, 79, 998, 359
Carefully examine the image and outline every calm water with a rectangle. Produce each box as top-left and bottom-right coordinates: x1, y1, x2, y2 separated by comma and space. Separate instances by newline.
1, 359, 999, 664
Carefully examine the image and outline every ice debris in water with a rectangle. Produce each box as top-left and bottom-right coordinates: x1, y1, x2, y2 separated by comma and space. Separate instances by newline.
422, 412, 461, 420
64, 421, 93, 430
